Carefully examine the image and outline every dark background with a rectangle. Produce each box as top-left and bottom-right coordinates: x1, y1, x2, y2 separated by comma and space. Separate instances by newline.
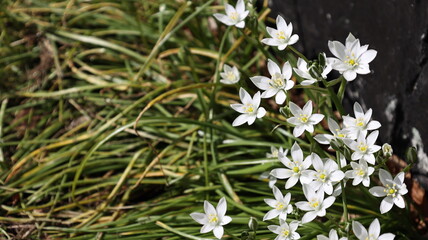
271, 0, 428, 188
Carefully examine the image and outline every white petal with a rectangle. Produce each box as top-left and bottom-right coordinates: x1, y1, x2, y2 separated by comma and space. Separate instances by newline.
352, 221, 368, 240
275, 90, 287, 104
314, 134, 334, 144
246, 114, 257, 125
285, 175, 299, 189
250, 76, 271, 90
368, 218, 381, 239
309, 113, 324, 124
257, 107, 266, 118
303, 100, 313, 116
190, 212, 207, 225
289, 101, 302, 116
380, 197, 394, 214
282, 61, 292, 79
322, 196, 336, 209
236, 0, 245, 13
232, 114, 249, 126
216, 197, 227, 217
213, 13, 234, 26
204, 200, 216, 215
366, 130, 379, 146
343, 70, 357, 81
330, 171, 345, 182
369, 186, 387, 197
295, 201, 312, 211
267, 59, 281, 76
378, 233, 396, 240
288, 34, 299, 45
213, 226, 224, 239
221, 215, 232, 225
263, 209, 280, 221
367, 120, 381, 130
271, 168, 293, 179
301, 211, 318, 223
276, 15, 287, 30
239, 87, 251, 104
201, 223, 215, 233
360, 49, 377, 64
394, 195, 405, 208
291, 142, 303, 162
235, 21, 245, 28
379, 169, 393, 186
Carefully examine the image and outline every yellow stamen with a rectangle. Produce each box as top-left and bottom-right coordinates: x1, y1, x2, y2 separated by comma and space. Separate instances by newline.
292, 166, 300, 173
275, 202, 285, 210
298, 114, 308, 123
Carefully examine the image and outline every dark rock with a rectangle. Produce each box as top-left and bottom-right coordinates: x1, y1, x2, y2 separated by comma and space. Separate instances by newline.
271, 0, 428, 184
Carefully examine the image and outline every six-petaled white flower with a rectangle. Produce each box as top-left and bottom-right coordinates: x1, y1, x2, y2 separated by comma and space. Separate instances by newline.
369, 169, 408, 214
270, 142, 313, 189
342, 102, 381, 139
268, 220, 301, 240
213, 0, 249, 28
345, 130, 381, 165
230, 88, 266, 126
307, 153, 345, 195
293, 57, 332, 85
220, 64, 240, 84
328, 33, 377, 81
295, 184, 336, 223
352, 218, 395, 240
261, 15, 299, 50
263, 185, 293, 221
317, 229, 348, 240
287, 100, 324, 137
314, 117, 354, 146
345, 159, 374, 187
190, 197, 232, 239
250, 59, 294, 105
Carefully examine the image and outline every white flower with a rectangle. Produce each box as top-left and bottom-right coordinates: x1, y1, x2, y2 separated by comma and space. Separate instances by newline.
230, 88, 266, 126
317, 229, 348, 240
345, 130, 381, 165
369, 169, 408, 214
295, 184, 336, 223
263, 185, 293, 221
268, 220, 301, 240
293, 57, 332, 85
213, 0, 249, 28
328, 33, 377, 81
260, 171, 278, 188
342, 102, 381, 138
307, 153, 345, 195
352, 218, 395, 240
261, 15, 299, 50
250, 59, 294, 105
314, 117, 354, 146
287, 100, 324, 137
270, 142, 312, 189
267, 146, 288, 158
220, 64, 240, 84
382, 143, 393, 158
345, 159, 374, 187
190, 197, 232, 239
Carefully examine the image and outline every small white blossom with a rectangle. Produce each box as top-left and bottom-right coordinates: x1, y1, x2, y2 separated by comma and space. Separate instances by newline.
263, 185, 293, 221
250, 59, 294, 105
317, 229, 348, 240
260, 171, 278, 188
328, 33, 377, 81
314, 117, 354, 146
295, 184, 336, 223
261, 15, 299, 50
345, 159, 374, 187
352, 218, 395, 240
213, 0, 249, 28
382, 143, 393, 158
267, 146, 288, 158
287, 100, 324, 137
369, 169, 408, 214
230, 88, 266, 126
268, 220, 301, 240
190, 197, 232, 239
270, 142, 313, 189
307, 153, 345, 195
342, 102, 381, 138
220, 64, 240, 84
345, 130, 381, 165
293, 57, 332, 85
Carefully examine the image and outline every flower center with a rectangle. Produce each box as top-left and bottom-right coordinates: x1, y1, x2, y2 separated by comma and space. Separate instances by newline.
309, 200, 319, 208
208, 213, 219, 223
275, 202, 285, 210
345, 54, 358, 67
229, 12, 239, 21
292, 166, 300, 173
244, 104, 255, 114
226, 71, 236, 81
357, 169, 365, 176
281, 229, 290, 237
276, 31, 287, 40
358, 143, 368, 152
384, 184, 398, 197
270, 74, 285, 88
356, 118, 365, 127
298, 114, 309, 123
365, 234, 377, 240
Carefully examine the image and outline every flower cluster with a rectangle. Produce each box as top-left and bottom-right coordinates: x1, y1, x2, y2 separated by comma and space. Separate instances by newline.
189, 1, 408, 239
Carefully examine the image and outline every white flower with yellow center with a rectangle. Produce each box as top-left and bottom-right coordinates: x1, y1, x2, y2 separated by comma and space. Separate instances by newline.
263, 185, 293, 221
342, 102, 381, 139
317, 229, 348, 240
307, 153, 345, 195
230, 88, 266, 126
213, 0, 249, 28
268, 220, 301, 240
352, 218, 395, 240
190, 197, 232, 239
250, 59, 294, 105
314, 117, 355, 146
293, 57, 333, 86
295, 184, 336, 223
287, 100, 324, 137
369, 169, 408, 214
220, 64, 240, 84
270, 142, 313, 189
345, 159, 374, 187
262, 15, 299, 50
345, 130, 381, 165
327, 33, 377, 81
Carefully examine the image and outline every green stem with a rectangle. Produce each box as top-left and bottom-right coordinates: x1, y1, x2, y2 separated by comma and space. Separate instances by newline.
321, 78, 345, 115
288, 46, 309, 62
336, 152, 349, 238
224, 229, 240, 240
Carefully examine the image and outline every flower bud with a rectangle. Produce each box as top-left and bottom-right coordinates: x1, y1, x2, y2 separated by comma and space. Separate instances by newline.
248, 217, 258, 231
382, 143, 393, 158
405, 146, 418, 164
279, 106, 291, 118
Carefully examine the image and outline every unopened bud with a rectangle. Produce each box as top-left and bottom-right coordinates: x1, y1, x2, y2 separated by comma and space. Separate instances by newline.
248, 217, 258, 231
382, 143, 393, 158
